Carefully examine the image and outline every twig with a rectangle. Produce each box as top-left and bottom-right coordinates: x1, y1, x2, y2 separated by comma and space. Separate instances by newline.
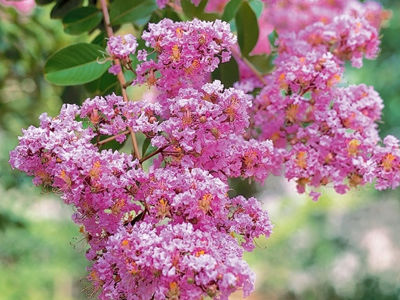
139, 145, 169, 164
231, 47, 268, 86
96, 130, 130, 146
123, 80, 133, 88
99, 0, 141, 161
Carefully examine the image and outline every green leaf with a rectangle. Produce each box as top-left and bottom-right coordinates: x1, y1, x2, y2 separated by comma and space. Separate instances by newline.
63, 6, 102, 35
212, 56, 239, 88
142, 138, 151, 156
91, 31, 107, 48
247, 54, 275, 74
199, 12, 220, 21
268, 29, 278, 47
50, 0, 83, 19
235, 1, 259, 57
249, 0, 263, 18
221, 0, 242, 21
181, 0, 201, 18
181, 0, 217, 20
85, 71, 120, 96
196, 0, 208, 11
148, 6, 182, 24
110, 0, 157, 26
35, 0, 56, 5
44, 43, 110, 86
75, 116, 93, 129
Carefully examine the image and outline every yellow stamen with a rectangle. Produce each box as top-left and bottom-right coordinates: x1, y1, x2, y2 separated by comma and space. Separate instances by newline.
348, 139, 360, 156
296, 151, 307, 169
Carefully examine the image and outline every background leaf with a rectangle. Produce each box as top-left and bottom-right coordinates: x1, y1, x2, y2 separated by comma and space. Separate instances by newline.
62, 6, 102, 35
35, 0, 55, 5
44, 43, 110, 86
85, 71, 120, 96
247, 54, 275, 74
142, 138, 151, 156
221, 0, 242, 21
212, 56, 239, 88
235, 1, 259, 57
181, 0, 218, 20
91, 31, 107, 48
268, 30, 278, 47
110, 0, 157, 26
97, 136, 127, 151
50, 0, 83, 19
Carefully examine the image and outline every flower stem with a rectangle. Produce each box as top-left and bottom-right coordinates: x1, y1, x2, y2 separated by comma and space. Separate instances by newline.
96, 130, 130, 146
99, 0, 141, 161
139, 145, 169, 164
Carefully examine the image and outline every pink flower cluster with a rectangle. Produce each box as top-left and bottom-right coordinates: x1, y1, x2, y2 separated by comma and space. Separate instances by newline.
136, 18, 236, 96
10, 84, 272, 299
149, 80, 281, 181
249, 1, 399, 200
262, 0, 389, 34
9, 1, 400, 299
107, 34, 138, 75
107, 34, 138, 59
91, 223, 255, 300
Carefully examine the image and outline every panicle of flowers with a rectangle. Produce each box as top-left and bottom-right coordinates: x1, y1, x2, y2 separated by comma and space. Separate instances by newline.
107, 34, 138, 59
147, 80, 281, 181
262, 0, 388, 34
274, 48, 343, 93
295, 14, 380, 68
372, 135, 400, 190
251, 75, 400, 199
80, 93, 160, 143
10, 81, 273, 298
90, 222, 255, 300
244, 0, 397, 200
107, 34, 138, 75
136, 18, 236, 96
9, 3, 399, 299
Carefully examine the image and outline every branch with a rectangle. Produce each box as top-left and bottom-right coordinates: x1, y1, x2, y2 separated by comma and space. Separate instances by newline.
231, 47, 268, 86
139, 145, 169, 164
96, 130, 130, 146
99, 0, 142, 161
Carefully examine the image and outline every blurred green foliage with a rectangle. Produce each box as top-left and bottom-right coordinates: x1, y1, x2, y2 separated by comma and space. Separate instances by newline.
0, 1, 399, 299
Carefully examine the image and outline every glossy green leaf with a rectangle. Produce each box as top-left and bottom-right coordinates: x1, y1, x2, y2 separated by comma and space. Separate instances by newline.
45, 43, 110, 86
221, 0, 242, 21
200, 12, 220, 21
97, 136, 127, 151
110, 0, 157, 26
181, 0, 217, 20
235, 1, 259, 57
149, 6, 182, 24
91, 31, 107, 48
142, 138, 151, 156
247, 54, 275, 74
212, 56, 239, 88
181, 0, 201, 18
268, 30, 278, 47
50, 0, 83, 19
63, 6, 102, 35
85, 71, 120, 96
